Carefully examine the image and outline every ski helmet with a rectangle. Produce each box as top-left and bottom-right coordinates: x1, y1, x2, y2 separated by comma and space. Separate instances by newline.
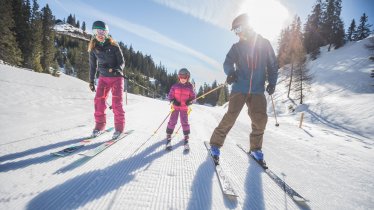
178, 68, 190, 79
231, 14, 250, 30
92, 20, 109, 33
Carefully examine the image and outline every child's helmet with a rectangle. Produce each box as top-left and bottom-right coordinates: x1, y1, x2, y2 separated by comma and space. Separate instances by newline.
178, 68, 190, 77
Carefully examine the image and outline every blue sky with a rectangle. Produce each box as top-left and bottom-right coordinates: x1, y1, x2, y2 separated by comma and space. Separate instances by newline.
39, 0, 374, 88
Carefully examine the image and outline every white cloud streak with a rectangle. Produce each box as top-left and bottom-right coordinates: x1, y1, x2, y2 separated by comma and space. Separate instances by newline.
59, 1, 221, 71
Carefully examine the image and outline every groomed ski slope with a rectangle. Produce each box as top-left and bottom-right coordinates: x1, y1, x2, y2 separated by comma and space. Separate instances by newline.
0, 37, 373, 210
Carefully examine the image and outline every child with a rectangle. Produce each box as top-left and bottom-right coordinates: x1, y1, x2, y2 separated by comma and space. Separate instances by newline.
166, 68, 196, 150
88, 20, 126, 139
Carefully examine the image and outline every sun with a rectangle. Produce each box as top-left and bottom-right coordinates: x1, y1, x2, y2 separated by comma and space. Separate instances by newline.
239, 0, 289, 41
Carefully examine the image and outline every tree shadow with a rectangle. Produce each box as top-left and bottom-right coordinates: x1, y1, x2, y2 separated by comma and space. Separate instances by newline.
0, 142, 107, 173
26, 140, 165, 210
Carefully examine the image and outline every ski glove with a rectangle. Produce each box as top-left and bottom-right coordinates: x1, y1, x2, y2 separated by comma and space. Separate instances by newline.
266, 84, 275, 95
226, 71, 238, 85
186, 99, 193, 106
89, 82, 96, 92
171, 99, 181, 106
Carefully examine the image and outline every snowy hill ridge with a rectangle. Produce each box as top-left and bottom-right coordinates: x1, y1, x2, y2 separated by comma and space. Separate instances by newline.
54, 22, 91, 41
276, 36, 374, 139
0, 37, 373, 210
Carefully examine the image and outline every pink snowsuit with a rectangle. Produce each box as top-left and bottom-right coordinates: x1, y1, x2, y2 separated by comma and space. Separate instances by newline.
166, 82, 195, 135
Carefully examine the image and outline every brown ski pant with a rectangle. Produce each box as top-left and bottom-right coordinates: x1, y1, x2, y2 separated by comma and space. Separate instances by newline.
210, 93, 268, 150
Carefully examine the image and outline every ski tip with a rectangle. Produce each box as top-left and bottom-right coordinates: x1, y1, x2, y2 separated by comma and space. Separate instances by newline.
293, 195, 309, 203
50, 152, 65, 157
225, 194, 238, 200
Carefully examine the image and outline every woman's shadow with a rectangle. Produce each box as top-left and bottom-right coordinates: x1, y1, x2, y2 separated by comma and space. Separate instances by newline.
27, 140, 166, 210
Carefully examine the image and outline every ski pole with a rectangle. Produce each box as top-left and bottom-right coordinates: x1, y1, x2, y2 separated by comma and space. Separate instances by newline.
195, 82, 227, 101
152, 105, 174, 135
270, 95, 279, 127
129, 106, 174, 156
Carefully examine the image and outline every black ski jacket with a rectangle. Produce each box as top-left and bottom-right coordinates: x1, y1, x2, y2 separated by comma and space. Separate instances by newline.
89, 40, 125, 82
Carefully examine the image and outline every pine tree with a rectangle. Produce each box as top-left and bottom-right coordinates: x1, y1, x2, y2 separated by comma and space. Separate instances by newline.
321, 0, 345, 51
30, 0, 43, 72
347, 19, 356, 41
12, 0, 32, 67
0, 0, 23, 65
41, 4, 55, 73
217, 87, 226, 106
196, 86, 205, 104
356, 13, 372, 40
81, 21, 86, 32
303, 1, 323, 59
277, 27, 291, 67
292, 58, 312, 104
332, 0, 345, 49
67, 14, 73, 25
287, 16, 306, 99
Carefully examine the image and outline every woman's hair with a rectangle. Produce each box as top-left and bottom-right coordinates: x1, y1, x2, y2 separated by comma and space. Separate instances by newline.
88, 36, 117, 52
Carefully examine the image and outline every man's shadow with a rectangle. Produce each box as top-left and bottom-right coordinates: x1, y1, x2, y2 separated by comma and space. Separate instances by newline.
243, 158, 265, 209
187, 155, 238, 210
27, 140, 165, 210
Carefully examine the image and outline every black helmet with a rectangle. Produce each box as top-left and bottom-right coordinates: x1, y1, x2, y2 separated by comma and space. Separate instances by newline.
231, 14, 250, 30
92, 20, 109, 32
178, 68, 190, 78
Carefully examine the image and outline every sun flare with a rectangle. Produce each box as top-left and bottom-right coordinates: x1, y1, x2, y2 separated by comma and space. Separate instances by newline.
239, 0, 289, 40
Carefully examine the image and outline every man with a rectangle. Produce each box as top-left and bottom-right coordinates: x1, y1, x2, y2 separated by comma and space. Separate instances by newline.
209, 14, 278, 165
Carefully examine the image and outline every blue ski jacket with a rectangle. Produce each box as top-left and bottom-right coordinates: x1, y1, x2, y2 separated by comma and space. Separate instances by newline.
224, 34, 278, 94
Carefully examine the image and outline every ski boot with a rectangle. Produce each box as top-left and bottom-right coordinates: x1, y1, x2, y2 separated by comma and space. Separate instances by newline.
250, 150, 267, 168
210, 145, 220, 165
165, 134, 172, 150
112, 130, 123, 140
183, 135, 190, 151
91, 129, 102, 138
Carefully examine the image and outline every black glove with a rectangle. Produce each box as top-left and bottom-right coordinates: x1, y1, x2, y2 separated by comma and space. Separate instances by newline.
186, 99, 193, 106
226, 71, 237, 85
89, 81, 96, 92
266, 84, 275, 95
171, 99, 181, 106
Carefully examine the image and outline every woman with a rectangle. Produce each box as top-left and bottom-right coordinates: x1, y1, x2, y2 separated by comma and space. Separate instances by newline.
88, 20, 125, 139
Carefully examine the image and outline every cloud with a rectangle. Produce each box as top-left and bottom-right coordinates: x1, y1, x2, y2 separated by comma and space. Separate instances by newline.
58, 1, 221, 71
153, 0, 290, 41
152, 0, 242, 29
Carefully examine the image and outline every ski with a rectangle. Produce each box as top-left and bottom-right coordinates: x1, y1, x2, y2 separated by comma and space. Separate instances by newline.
204, 141, 238, 198
51, 127, 114, 157
237, 143, 308, 202
79, 130, 134, 157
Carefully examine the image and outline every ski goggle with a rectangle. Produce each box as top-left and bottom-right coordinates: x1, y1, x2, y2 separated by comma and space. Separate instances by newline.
93, 28, 108, 37
233, 25, 244, 34
178, 74, 189, 79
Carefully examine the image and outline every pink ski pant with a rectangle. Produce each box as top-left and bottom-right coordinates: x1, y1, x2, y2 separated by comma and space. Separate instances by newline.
94, 76, 125, 132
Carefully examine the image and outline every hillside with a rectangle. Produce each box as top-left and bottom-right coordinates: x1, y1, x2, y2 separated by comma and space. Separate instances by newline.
0, 37, 373, 210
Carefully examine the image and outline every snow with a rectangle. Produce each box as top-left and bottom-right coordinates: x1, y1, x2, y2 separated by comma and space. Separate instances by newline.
0, 37, 373, 210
